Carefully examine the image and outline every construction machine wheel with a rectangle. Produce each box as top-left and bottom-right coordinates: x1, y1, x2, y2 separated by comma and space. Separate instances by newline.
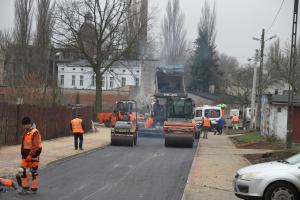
134, 134, 137, 146
165, 134, 194, 148
111, 135, 135, 146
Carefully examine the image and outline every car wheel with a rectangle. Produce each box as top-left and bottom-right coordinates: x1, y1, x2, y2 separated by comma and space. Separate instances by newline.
264, 182, 299, 200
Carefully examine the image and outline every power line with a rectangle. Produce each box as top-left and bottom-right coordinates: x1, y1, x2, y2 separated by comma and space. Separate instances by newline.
266, 0, 285, 34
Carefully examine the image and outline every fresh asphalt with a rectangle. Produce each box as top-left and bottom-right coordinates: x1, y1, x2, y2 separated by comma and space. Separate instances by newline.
1, 131, 198, 200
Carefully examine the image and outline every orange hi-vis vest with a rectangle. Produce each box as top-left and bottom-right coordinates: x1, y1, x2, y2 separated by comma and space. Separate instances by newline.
232, 116, 239, 123
0, 178, 13, 187
23, 128, 42, 150
203, 117, 211, 128
129, 114, 135, 122
71, 118, 84, 134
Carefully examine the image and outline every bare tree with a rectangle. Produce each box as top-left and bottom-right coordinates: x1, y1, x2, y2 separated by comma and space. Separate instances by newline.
265, 39, 300, 93
35, 0, 56, 105
35, 0, 56, 49
161, 0, 186, 64
53, 0, 149, 114
217, 53, 239, 92
13, 0, 34, 84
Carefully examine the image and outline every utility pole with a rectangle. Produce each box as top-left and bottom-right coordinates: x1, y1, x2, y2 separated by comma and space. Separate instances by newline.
286, 0, 299, 149
250, 50, 259, 129
256, 29, 265, 130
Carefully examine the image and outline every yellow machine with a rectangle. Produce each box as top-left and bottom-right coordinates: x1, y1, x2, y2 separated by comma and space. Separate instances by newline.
111, 100, 138, 146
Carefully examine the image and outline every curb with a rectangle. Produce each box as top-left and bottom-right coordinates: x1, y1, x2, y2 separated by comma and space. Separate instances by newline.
181, 139, 202, 200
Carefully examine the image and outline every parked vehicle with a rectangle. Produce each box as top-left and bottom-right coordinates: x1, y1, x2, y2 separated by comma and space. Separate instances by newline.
194, 106, 222, 138
234, 153, 300, 200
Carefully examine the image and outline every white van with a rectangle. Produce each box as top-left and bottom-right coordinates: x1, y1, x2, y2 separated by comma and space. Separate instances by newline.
194, 106, 222, 135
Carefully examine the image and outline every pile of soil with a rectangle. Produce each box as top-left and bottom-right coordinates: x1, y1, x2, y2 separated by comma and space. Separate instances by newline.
230, 136, 285, 150
245, 150, 298, 164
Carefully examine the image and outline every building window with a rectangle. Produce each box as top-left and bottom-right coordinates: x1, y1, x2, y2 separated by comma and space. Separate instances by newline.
73, 68, 76, 71
91, 75, 95, 86
60, 75, 64, 86
72, 75, 76, 86
110, 77, 114, 88
136, 78, 139, 86
121, 77, 126, 87
277, 107, 282, 112
62, 68, 64, 71
81, 68, 84, 71
136, 70, 139, 73
80, 75, 84, 86
123, 69, 126, 73
102, 77, 105, 87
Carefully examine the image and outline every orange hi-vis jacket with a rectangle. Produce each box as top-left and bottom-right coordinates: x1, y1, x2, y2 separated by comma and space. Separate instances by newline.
232, 116, 239, 123
22, 128, 42, 150
0, 178, 13, 187
203, 117, 211, 128
129, 114, 135, 122
71, 118, 84, 134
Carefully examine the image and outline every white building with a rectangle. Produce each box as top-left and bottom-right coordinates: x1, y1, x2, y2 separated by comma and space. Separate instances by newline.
260, 94, 300, 141
57, 60, 141, 90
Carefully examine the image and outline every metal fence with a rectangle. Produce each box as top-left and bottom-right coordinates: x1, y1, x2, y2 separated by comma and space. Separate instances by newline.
0, 103, 93, 146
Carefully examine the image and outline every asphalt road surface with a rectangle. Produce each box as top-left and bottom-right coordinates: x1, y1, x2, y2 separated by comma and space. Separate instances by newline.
1, 132, 197, 200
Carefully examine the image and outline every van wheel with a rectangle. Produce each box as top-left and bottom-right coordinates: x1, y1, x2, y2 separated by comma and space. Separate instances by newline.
264, 182, 299, 200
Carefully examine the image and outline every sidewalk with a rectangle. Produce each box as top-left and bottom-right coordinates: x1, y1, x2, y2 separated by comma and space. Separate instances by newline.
182, 134, 273, 200
0, 127, 111, 177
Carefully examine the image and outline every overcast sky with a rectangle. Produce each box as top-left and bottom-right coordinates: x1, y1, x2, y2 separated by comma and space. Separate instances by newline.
0, 0, 295, 64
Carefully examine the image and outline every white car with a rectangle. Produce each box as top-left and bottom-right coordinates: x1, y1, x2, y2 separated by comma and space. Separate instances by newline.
234, 153, 300, 200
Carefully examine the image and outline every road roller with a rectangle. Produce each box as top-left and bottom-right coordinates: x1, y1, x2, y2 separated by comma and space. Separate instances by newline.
163, 97, 195, 148
111, 100, 138, 146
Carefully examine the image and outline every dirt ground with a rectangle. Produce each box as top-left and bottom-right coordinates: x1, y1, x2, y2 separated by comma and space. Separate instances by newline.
245, 150, 298, 164
230, 137, 285, 150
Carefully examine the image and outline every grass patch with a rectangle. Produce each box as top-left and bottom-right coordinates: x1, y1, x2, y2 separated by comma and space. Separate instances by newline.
237, 131, 264, 143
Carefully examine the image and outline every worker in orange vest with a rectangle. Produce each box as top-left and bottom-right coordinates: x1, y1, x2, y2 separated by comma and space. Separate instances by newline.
70, 115, 85, 150
202, 114, 211, 139
16, 117, 42, 194
111, 111, 117, 127
0, 177, 17, 191
129, 112, 135, 123
145, 116, 154, 128
231, 114, 239, 130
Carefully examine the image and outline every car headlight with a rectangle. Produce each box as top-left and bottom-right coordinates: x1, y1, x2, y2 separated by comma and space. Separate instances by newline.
240, 173, 257, 181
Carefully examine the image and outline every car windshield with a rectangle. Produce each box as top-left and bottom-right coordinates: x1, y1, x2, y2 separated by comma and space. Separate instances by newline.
204, 109, 220, 118
195, 109, 202, 117
285, 153, 300, 165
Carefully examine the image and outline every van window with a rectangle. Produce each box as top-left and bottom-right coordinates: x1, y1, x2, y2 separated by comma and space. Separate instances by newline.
195, 110, 202, 117
205, 109, 220, 118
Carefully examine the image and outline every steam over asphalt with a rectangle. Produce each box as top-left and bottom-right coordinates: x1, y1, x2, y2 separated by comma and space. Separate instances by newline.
1, 133, 197, 200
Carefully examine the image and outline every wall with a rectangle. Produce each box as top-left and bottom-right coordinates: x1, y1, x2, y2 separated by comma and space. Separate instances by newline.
261, 95, 288, 140
60, 88, 130, 111
0, 103, 93, 146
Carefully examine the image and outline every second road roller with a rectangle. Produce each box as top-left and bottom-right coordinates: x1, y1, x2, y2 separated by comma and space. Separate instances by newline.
111, 100, 138, 146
